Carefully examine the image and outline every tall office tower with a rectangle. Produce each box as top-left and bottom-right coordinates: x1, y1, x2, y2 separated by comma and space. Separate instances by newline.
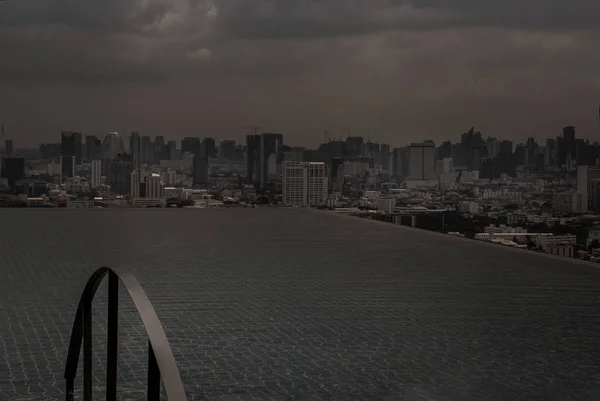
345, 136, 364, 158
91, 160, 102, 189
558, 126, 576, 167
380, 144, 391, 172
61, 131, 83, 165
282, 161, 328, 206
392, 147, 410, 179
84, 135, 101, 161
219, 140, 236, 160
60, 155, 75, 184
5, 140, 13, 157
1, 157, 25, 188
129, 132, 141, 169
283, 147, 305, 162
193, 155, 209, 186
139, 136, 151, 164
437, 141, 452, 160
181, 137, 202, 157
167, 141, 178, 160
260, 133, 283, 188
203, 137, 217, 158
154, 136, 166, 163
499, 140, 513, 156
246, 134, 261, 183
486, 137, 500, 160
106, 160, 133, 195
577, 165, 600, 212
408, 141, 436, 181
102, 132, 125, 160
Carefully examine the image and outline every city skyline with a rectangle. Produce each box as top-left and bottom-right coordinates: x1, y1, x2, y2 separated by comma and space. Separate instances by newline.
1, 1, 600, 146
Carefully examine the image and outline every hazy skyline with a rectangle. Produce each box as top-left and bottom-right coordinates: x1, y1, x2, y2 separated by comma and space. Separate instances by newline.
1, 0, 600, 148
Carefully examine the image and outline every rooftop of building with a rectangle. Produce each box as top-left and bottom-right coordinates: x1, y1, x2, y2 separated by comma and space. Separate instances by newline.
1, 209, 600, 400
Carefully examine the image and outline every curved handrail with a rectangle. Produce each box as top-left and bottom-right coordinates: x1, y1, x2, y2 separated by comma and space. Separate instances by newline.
63, 266, 187, 401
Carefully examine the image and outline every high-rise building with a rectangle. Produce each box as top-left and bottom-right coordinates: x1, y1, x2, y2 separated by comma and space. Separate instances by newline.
60, 155, 75, 184
107, 160, 133, 195
282, 161, 328, 206
5, 140, 13, 157
408, 141, 436, 181
1, 157, 25, 188
167, 141, 178, 160
346, 136, 364, 158
219, 140, 236, 160
84, 135, 101, 162
129, 132, 141, 169
577, 165, 600, 212
193, 155, 209, 186
559, 126, 576, 167
102, 132, 125, 160
61, 131, 83, 165
380, 144, 391, 172
246, 134, 261, 184
392, 147, 410, 179
90, 160, 102, 189
181, 137, 202, 157
154, 136, 166, 164
260, 133, 283, 188
204, 137, 217, 158
139, 136, 151, 164
145, 173, 164, 198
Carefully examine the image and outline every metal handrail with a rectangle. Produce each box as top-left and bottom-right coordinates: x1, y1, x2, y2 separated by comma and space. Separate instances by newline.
63, 266, 187, 401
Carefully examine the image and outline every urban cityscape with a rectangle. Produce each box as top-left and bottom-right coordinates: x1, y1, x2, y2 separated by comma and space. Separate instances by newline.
2, 120, 600, 261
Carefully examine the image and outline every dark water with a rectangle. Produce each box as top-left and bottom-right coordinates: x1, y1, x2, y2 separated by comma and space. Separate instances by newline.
1, 208, 600, 400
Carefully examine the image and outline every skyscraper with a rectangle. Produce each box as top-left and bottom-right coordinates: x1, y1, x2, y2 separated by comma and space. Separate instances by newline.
1, 157, 25, 188
259, 133, 283, 189
219, 140, 236, 160
246, 134, 261, 184
107, 160, 133, 195
193, 155, 209, 186
60, 155, 75, 184
102, 132, 125, 160
181, 137, 202, 157
90, 160, 102, 189
204, 137, 217, 158
141, 136, 153, 164
61, 131, 83, 165
282, 161, 328, 206
167, 141, 178, 160
4, 140, 13, 157
84, 135, 101, 161
408, 141, 436, 181
129, 132, 141, 169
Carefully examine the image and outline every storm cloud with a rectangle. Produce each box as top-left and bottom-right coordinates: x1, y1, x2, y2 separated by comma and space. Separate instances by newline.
0, 0, 599, 146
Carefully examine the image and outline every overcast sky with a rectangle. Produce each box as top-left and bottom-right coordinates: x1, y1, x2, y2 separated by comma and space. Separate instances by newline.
1, 0, 599, 148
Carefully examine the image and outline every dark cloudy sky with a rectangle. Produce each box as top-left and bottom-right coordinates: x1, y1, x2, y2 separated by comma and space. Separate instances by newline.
1, 0, 599, 147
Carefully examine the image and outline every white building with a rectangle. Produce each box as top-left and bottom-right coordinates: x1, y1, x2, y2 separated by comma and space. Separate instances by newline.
408, 141, 436, 181
91, 160, 102, 189
282, 161, 328, 206
131, 170, 164, 199
145, 174, 164, 198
